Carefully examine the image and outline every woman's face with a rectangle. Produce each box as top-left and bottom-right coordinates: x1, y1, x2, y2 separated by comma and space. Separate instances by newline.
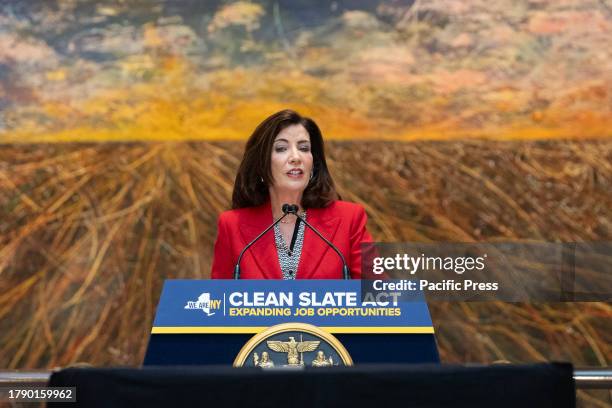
270, 124, 313, 194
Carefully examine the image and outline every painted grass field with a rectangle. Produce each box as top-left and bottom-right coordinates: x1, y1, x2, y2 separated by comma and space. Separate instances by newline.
1, 139, 610, 405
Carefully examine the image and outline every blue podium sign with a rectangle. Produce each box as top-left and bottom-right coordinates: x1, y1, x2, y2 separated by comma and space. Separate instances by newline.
152, 280, 433, 334
144, 280, 439, 365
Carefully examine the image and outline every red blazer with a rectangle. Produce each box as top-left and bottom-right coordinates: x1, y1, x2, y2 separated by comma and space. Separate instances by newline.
211, 200, 372, 279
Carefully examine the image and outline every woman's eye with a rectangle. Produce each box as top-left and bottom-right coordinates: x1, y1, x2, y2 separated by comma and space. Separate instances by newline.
299, 146, 311, 152
274, 146, 287, 152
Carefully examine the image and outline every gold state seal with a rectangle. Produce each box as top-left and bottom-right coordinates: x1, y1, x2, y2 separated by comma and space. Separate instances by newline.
234, 323, 353, 368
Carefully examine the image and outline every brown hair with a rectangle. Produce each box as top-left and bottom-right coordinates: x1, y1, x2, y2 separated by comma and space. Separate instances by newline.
232, 109, 340, 209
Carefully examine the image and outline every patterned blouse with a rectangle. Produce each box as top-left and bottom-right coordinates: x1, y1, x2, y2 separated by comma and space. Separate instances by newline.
273, 212, 306, 280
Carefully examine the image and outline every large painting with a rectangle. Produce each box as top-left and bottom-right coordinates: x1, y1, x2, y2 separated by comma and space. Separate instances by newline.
0, 1, 610, 404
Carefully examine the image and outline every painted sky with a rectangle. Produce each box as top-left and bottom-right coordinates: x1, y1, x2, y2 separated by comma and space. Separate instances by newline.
1, 0, 611, 142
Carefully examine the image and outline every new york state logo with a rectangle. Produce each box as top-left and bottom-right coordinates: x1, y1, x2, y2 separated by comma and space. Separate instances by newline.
184, 292, 221, 316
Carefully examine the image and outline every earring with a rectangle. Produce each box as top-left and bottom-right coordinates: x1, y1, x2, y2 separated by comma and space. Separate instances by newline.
260, 176, 264, 183
310, 171, 314, 180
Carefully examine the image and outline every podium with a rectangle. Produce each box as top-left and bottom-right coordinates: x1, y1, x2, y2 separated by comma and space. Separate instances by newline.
49, 282, 577, 407
144, 280, 439, 366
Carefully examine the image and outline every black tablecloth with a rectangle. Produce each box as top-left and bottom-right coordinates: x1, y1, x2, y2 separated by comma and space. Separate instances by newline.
49, 363, 575, 408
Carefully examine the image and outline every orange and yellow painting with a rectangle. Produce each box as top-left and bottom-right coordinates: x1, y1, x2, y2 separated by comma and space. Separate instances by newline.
1, 0, 611, 143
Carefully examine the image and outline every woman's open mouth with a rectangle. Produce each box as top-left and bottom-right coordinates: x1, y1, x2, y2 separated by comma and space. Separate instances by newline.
286, 168, 304, 178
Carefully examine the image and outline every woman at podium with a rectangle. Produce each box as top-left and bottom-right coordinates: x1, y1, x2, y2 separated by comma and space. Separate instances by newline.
211, 109, 372, 279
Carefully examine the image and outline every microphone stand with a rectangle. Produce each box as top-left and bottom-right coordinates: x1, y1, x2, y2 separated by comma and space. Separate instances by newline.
288, 205, 352, 280
233, 204, 293, 279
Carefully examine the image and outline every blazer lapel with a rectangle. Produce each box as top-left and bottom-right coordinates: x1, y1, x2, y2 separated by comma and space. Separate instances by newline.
297, 208, 341, 279
238, 204, 282, 279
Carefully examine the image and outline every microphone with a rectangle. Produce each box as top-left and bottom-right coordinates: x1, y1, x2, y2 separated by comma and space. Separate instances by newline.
233, 204, 293, 279
287, 204, 352, 280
